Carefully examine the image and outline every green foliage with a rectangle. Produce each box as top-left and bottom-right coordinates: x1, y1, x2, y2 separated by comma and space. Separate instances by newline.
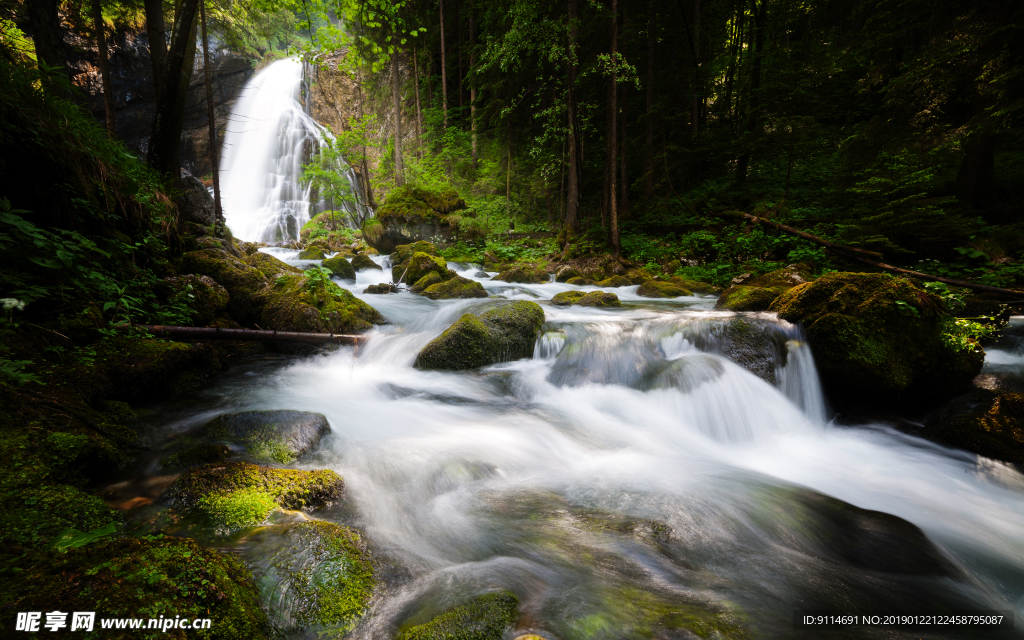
49, 522, 117, 552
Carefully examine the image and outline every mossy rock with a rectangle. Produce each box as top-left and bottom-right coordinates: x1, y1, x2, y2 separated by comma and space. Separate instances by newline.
364, 283, 398, 294
298, 246, 327, 260
1, 536, 270, 639
716, 265, 811, 311
396, 252, 451, 285
199, 410, 331, 464
771, 272, 984, 407
0, 484, 119, 549
416, 301, 546, 371
398, 592, 519, 640
596, 275, 632, 288
367, 186, 466, 253
249, 521, 374, 634
322, 255, 356, 281
411, 271, 444, 293
422, 275, 488, 300
261, 273, 385, 334
245, 251, 302, 281
181, 248, 269, 323
565, 276, 587, 286
159, 274, 229, 325
163, 443, 232, 469
551, 290, 622, 308
390, 241, 439, 267
930, 391, 1024, 465
555, 266, 582, 282
493, 266, 546, 284
351, 253, 382, 271
637, 280, 692, 298
670, 277, 721, 294
109, 339, 221, 402
625, 268, 655, 285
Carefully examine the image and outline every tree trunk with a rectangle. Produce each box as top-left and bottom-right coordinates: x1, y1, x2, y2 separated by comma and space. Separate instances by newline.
691, 0, 700, 135
392, 42, 404, 186
620, 82, 629, 221
644, 0, 655, 199
147, 0, 200, 178
413, 46, 423, 159
143, 0, 167, 104
357, 65, 374, 207
199, 0, 224, 236
469, 6, 477, 171
566, 0, 582, 231
457, 0, 464, 117
91, 0, 116, 138
26, 0, 67, 79
440, 0, 449, 128
610, 0, 620, 255
735, 0, 767, 185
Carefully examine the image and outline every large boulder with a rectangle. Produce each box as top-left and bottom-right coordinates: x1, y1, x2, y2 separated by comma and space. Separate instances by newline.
298, 246, 327, 260
159, 274, 229, 324
351, 253, 383, 271
596, 275, 632, 288
551, 290, 622, 308
197, 410, 331, 464
422, 275, 488, 300
180, 247, 269, 323
176, 171, 215, 226
930, 391, 1024, 465
323, 255, 356, 281
716, 265, 811, 311
397, 252, 451, 285
397, 592, 519, 640
637, 280, 692, 298
415, 301, 546, 370
246, 251, 302, 280
771, 272, 984, 406
363, 185, 469, 253
390, 240, 438, 266
261, 273, 385, 334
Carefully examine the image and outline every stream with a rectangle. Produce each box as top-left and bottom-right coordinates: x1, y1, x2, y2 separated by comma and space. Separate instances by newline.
111, 251, 1024, 639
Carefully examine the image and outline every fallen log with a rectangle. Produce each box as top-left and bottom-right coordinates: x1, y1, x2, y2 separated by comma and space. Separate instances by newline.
114, 324, 368, 345
726, 210, 1024, 298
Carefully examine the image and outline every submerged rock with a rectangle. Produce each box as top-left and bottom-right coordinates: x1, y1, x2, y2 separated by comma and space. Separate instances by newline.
716, 264, 811, 311
550, 290, 622, 308
351, 253, 383, 271
422, 275, 489, 300
416, 301, 546, 370
322, 255, 356, 281
930, 390, 1024, 465
771, 272, 984, 406
199, 410, 331, 463
637, 280, 692, 298
397, 592, 519, 640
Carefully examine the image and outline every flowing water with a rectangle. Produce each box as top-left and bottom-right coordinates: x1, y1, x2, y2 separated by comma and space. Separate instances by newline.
122, 252, 1024, 639
219, 59, 367, 243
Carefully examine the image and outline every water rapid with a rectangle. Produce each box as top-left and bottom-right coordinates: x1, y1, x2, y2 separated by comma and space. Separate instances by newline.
130, 252, 1024, 639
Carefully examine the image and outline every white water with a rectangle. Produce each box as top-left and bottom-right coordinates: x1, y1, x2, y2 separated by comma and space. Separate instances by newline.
219, 59, 367, 242
140, 253, 1024, 638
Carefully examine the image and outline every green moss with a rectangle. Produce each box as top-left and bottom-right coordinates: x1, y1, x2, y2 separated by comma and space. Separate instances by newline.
198, 489, 279, 530
493, 265, 546, 284
551, 291, 622, 307
261, 273, 385, 334
422, 275, 488, 300
636, 281, 693, 298
397, 592, 519, 640
0, 484, 119, 549
180, 248, 269, 323
160, 274, 230, 325
556, 266, 583, 282
390, 241, 439, 266
351, 253, 382, 271
565, 276, 587, 285
715, 285, 780, 311
416, 301, 546, 370
170, 462, 343, 511
551, 290, 586, 306
596, 275, 632, 288
198, 410, 330, 464
624, 267, 655, 284
109, 339, 222, 402
245, 251, 301, 281
376, 185, 468, 225
396, 252, 451, 284
932, 391, 1024, 464
298, 246, 327, 260
411, 271, 443, 293
0, 536, 270, 639
670, 277, 721, 294
322, 255, 356, 281
163, 444, 232, 469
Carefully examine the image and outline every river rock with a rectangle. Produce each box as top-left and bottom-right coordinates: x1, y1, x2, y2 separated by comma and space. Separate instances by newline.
551, 290, 622, 308
180, 247, 270, 323
363, 185, 466, 253
261, 273, 385, 334
298, 246, 327, 260
637, 280, 692, 298
555, 266, 582, 282
351, 253, 382, 271
364, 283, 398, 294
415, 301, 546, 370
323, 255, 356, 281
163, 443, 232, 469
716, 264, 811, 311
199, 410, 331, 463
493, 265, 546, 284
596, 275, 632, 288
771, 272, 984, 406
929, 390, 1024, 465
396, 252, 451, 285
411, 271, 444, 292
397, 592, 519, 640
246, 250, 302, 280
422, 275, 488, 300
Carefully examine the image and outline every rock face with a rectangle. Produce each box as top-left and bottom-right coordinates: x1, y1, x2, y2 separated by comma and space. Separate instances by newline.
199, 410, 331, 463
930, 391, 1024, 465
397, 592, 519, 640
416, 301, 546, 370
551, 290, 622, 308
716, 264, 811, 311
771, 272, 984, 406
363, 185, 470, 253
637, 280, 692, 298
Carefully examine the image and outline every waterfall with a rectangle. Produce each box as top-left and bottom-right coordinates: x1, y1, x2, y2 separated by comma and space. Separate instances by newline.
219, 57, 368, 243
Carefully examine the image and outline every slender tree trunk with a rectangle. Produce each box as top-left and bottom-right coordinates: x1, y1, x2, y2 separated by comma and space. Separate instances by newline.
147, 0, 200, 178
469, 6, 477, 171
91, 0, 116, 138
506, 74, 512, 214
735, 0, 767, 185
691, 0, 700, 135
440, 0, 449, 128
392, 42, 404, 186
957, 93, 996, 208
27, 0, 67, 79
357, 66, 375, 208
413, 46, 423, 159
143, 0, 167, 104
620, 83, 629, 221
610, 0, 620, 255
644, 0, 655, 199
199, 0, 223, 236
457, 0, 464, 117
566, 0, 581, 231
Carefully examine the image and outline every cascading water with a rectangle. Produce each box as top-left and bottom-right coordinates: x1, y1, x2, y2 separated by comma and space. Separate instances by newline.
122, 260, 1024, 639
219, 58, 368, 242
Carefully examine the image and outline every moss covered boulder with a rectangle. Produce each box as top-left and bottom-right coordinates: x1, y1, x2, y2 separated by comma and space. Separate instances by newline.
298, 246, 327, 260
670, 277, 722, 294
0, 484, 119, 549
180, 247, 269, 323
398, 592, 519, 640
248, 521, 374, 634
771, 272, 984, 406
364, 185, 468, 253
416, 301, 546, 370
565, 276, 587, 286
390, 240, 439, 265
351, 253, 382, 271
625, 267, 655, 285
1, 536, 270, 639
422, 275, 488, 300
637, 280, 693, 298
930, 391, 1024, 464
198, 410, 331, 464
169, 462, 343, 530
411, 271, 444, 293
551, 290, 622, 308
555, 266, 583, 282
396, 252, 451, 285
245, 251, 302, 280
261, 273, 385, 334
364, 283, 398, 294
493, 265, 546, 284
596, 275, 632, 288
159, 274, 229, 325
716, 264, 811, 311
322, 255, 356, 281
